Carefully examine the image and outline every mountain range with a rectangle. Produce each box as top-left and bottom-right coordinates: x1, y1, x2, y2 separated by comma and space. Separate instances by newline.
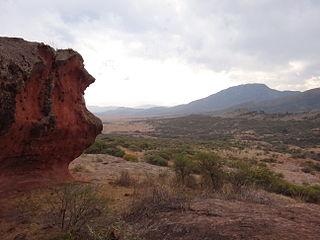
89, 84, 320, 116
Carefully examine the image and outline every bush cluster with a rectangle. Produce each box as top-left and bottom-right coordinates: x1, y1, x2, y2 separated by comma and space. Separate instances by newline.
123, 154, 139, 162
144, 152, 169, 166
172, 151, 320, 203
85, 140, 125, 157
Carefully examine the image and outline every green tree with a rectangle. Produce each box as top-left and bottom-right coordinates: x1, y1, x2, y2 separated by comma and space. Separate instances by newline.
195, 152, 225, 189
173, 154, 193, 184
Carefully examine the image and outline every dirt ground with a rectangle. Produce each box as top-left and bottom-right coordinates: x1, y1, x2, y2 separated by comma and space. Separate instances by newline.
2, 113, 320, 240
1, 154, 320, 240
71, 154, 320, 240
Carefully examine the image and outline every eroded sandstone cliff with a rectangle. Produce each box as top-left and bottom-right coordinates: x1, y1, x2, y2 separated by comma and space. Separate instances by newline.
0, 37, 102, 194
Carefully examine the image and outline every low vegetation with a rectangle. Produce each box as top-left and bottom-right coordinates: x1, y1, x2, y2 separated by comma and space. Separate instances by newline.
148, 114, 320, 155
7, 112, 320, 239
85, 139, 125, 157
115, 171, 136, 187
123, 154, 139, 162
173, 154, 193, 185
12, 183, 113, 240
84, 134, 320, 203
9, 154, 320, 240
300, 161, 320, 174
11, 183, 143, 240
144, 152, 169, 166
126, 175, 191, 221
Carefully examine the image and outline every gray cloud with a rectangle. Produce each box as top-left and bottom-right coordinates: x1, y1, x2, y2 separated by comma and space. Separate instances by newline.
1, 0, 319, 101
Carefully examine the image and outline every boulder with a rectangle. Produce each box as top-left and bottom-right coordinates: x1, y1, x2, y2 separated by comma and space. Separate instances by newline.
0, 37, 102, 194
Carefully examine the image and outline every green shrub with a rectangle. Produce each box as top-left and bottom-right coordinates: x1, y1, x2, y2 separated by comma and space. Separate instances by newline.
195, 152, 225, 189
85, 140, 108, 154
173, 154, 194, 184
85, 139, 125, 157
145, 153, 168, 166
124, 154, 139, 162
228, 159, 320, 203
102, 147, 125, 157
271, 180, 320, 203
228, 160, 281, 189
157, 151, 172, 160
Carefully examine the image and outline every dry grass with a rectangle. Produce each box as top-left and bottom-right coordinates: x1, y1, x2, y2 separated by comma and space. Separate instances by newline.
213, 184, 294, 205
4, 183, 117, 240
125, 174, 192, 221
114, 171, 136, 187
70, 164, 94, 173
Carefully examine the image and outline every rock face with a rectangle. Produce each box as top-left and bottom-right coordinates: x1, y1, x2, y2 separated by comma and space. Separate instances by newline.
0, 37, 102, 193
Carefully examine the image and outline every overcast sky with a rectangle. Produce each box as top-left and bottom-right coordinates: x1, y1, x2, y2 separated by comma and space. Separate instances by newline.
1, 0, 319, 107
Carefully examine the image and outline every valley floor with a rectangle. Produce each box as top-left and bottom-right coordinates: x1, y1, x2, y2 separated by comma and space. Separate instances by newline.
1, 112, 320, 240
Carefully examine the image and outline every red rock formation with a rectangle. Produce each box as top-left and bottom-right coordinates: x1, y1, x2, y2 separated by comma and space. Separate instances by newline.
0, 37, 102, 194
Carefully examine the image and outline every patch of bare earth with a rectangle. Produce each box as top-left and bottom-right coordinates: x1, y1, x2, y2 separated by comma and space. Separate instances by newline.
70, 154, 168, 182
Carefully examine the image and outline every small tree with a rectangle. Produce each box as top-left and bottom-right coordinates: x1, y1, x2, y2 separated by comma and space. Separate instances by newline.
173, 154, 193, 184
195, 152, 225, 189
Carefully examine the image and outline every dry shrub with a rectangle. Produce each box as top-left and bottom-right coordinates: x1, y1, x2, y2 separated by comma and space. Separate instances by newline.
115, 171, 136, 187
12, 183, 113, 240
211, 183, 290, 205
70, 164, 94, 173
46, 183, 110, 234
125, 175, 191, 220
12, 188, 50, 223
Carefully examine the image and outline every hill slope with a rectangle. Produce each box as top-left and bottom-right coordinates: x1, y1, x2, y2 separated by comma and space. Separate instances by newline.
231, 88, 320, 113
169, 83, 299, 114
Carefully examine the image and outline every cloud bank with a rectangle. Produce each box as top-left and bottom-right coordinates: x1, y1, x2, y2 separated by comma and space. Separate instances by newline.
1, 0, 319, 106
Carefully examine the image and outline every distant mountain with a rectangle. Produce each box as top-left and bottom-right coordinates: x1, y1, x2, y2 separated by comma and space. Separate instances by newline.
88, 105, 166, 115
95, 106, 170, 116
87, 106, 120, 113
95, 84, 320, 117
231, 88, 320, 113
168, 83, 299, 115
